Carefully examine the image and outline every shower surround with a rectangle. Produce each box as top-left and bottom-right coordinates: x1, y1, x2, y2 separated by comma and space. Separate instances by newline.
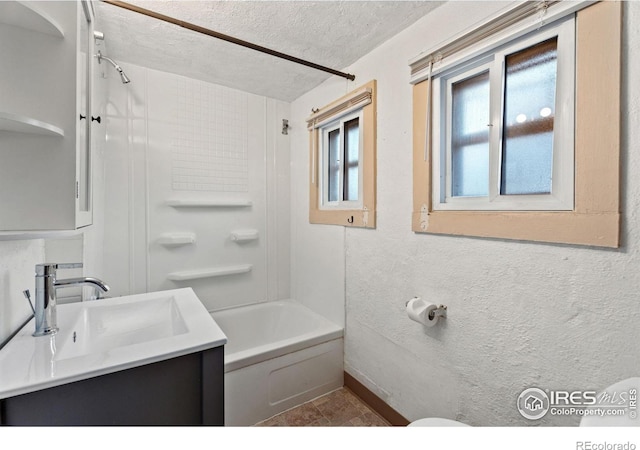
100, 62, 290, 311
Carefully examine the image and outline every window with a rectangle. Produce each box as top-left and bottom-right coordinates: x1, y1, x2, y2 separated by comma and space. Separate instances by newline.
433, 18, 574, 211
411, 1, 621, 247
321, 112, 362, 208
307, 80, 376, 228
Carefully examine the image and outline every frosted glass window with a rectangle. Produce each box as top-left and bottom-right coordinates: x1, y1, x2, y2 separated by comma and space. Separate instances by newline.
343, 118, 359, 201
501, 38, 558, 195
430, 16, 575, 213
327, 129, 340, 203
451, 71, 490, 197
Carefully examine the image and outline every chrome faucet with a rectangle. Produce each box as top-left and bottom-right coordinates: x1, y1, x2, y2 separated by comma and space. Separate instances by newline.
24, 263, 110, 337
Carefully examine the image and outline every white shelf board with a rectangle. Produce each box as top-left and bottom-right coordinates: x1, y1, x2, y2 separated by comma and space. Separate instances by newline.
230, 229, 259, 242
167, 264, 253, 281
0, 229, 82, 241
0, 112, 64, 137
0, 1, 64, 38
157, 232, 196, 246
166, 198, 252, 208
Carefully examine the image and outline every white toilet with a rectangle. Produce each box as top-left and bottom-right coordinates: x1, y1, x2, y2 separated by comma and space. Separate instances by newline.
408, 418, 469, 427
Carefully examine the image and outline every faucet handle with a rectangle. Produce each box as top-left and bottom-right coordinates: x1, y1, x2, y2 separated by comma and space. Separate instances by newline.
22, 289, 35, 314
35, 262, 83, 276
57, 263, 83, 270
35, 263, 58, 276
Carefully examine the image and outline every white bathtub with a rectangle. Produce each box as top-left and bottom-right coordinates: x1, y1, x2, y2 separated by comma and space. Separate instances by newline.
210, 300, 344, 426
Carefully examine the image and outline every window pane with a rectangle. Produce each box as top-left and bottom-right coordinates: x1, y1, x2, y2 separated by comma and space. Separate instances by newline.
501, 37, 557, 195
327, 129, 340, 202
343, 118, 359, 201
451, 71, 490, 197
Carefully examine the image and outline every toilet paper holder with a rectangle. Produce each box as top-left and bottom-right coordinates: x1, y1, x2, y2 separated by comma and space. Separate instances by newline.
429, 304, 447, 320
405, 298, 448, 320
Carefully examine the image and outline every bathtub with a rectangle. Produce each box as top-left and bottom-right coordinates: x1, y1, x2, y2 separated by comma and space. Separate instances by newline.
210, 300, 344, 426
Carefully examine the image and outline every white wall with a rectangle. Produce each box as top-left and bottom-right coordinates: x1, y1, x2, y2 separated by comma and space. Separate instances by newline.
290, 1, 640, 426
0, 240, 45, 344
101, 62, 290, 311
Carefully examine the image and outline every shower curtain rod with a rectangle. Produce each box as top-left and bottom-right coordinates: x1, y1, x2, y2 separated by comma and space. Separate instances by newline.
100, 0, 356, 81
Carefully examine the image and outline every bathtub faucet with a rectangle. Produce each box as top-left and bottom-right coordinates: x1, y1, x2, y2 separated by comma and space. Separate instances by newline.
24, 263, 110, 337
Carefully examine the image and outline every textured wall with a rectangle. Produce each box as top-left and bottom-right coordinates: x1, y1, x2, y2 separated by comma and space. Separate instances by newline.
93, 1, 442, 101
290, 1, 640, 426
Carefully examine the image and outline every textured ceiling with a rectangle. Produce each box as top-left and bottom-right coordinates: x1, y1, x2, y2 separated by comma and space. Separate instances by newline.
93, 1, 443, 101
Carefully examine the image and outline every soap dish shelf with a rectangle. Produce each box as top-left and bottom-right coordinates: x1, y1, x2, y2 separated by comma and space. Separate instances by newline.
230, 229, 259, 243
167, 264, 252, 281
157, 232, 196, 247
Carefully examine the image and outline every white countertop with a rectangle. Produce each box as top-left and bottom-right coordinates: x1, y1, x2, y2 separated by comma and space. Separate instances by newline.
0, 288, 226, 400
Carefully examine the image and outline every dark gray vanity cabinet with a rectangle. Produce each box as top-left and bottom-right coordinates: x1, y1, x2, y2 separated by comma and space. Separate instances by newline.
0, 346, 224, 426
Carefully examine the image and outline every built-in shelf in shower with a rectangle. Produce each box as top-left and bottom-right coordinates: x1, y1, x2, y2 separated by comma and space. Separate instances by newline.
167, 264, 253, 281
230, 229, 259, 243
0, 112, 64, 137
0, 1, 64, 38
157, 232, 196, 247
165, 198, 252, 208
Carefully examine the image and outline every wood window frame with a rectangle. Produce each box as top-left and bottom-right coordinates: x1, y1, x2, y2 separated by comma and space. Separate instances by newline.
308, 80, 377, 228
412, 1, 621, 248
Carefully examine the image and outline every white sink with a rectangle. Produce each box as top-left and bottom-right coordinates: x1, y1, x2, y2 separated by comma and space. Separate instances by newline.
0, 288, 226, 399
55, 296, 189, 361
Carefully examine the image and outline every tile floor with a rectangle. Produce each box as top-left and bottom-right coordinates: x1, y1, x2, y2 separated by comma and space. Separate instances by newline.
255, 388, 390, 427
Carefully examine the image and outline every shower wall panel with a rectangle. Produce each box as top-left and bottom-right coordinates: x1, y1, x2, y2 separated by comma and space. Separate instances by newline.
101, 63, 290, 311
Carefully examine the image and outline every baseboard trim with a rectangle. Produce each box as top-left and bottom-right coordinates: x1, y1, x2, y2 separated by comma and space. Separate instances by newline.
344, 371, 409, 426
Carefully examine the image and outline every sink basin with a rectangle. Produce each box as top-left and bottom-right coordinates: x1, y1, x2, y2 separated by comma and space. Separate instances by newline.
55, 296, 188, 361
0, 288, 226, 399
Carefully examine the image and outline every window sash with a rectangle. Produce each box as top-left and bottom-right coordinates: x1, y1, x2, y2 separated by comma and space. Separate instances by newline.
432, 17, 575, 211
444, 62, 493, 200
320, 110, 364, 209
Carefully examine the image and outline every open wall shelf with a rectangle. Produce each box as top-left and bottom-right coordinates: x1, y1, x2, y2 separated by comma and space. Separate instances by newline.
165, 199, 252, 208
230, 229, 259, 242
0, 112, 64, 137
157, 232, 196, 247
167, 264, 253, 281
0, 1, 64, 38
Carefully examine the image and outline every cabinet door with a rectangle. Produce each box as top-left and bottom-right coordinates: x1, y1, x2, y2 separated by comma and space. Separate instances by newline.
75, 0, 93, 228
0, 1, 93, 232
